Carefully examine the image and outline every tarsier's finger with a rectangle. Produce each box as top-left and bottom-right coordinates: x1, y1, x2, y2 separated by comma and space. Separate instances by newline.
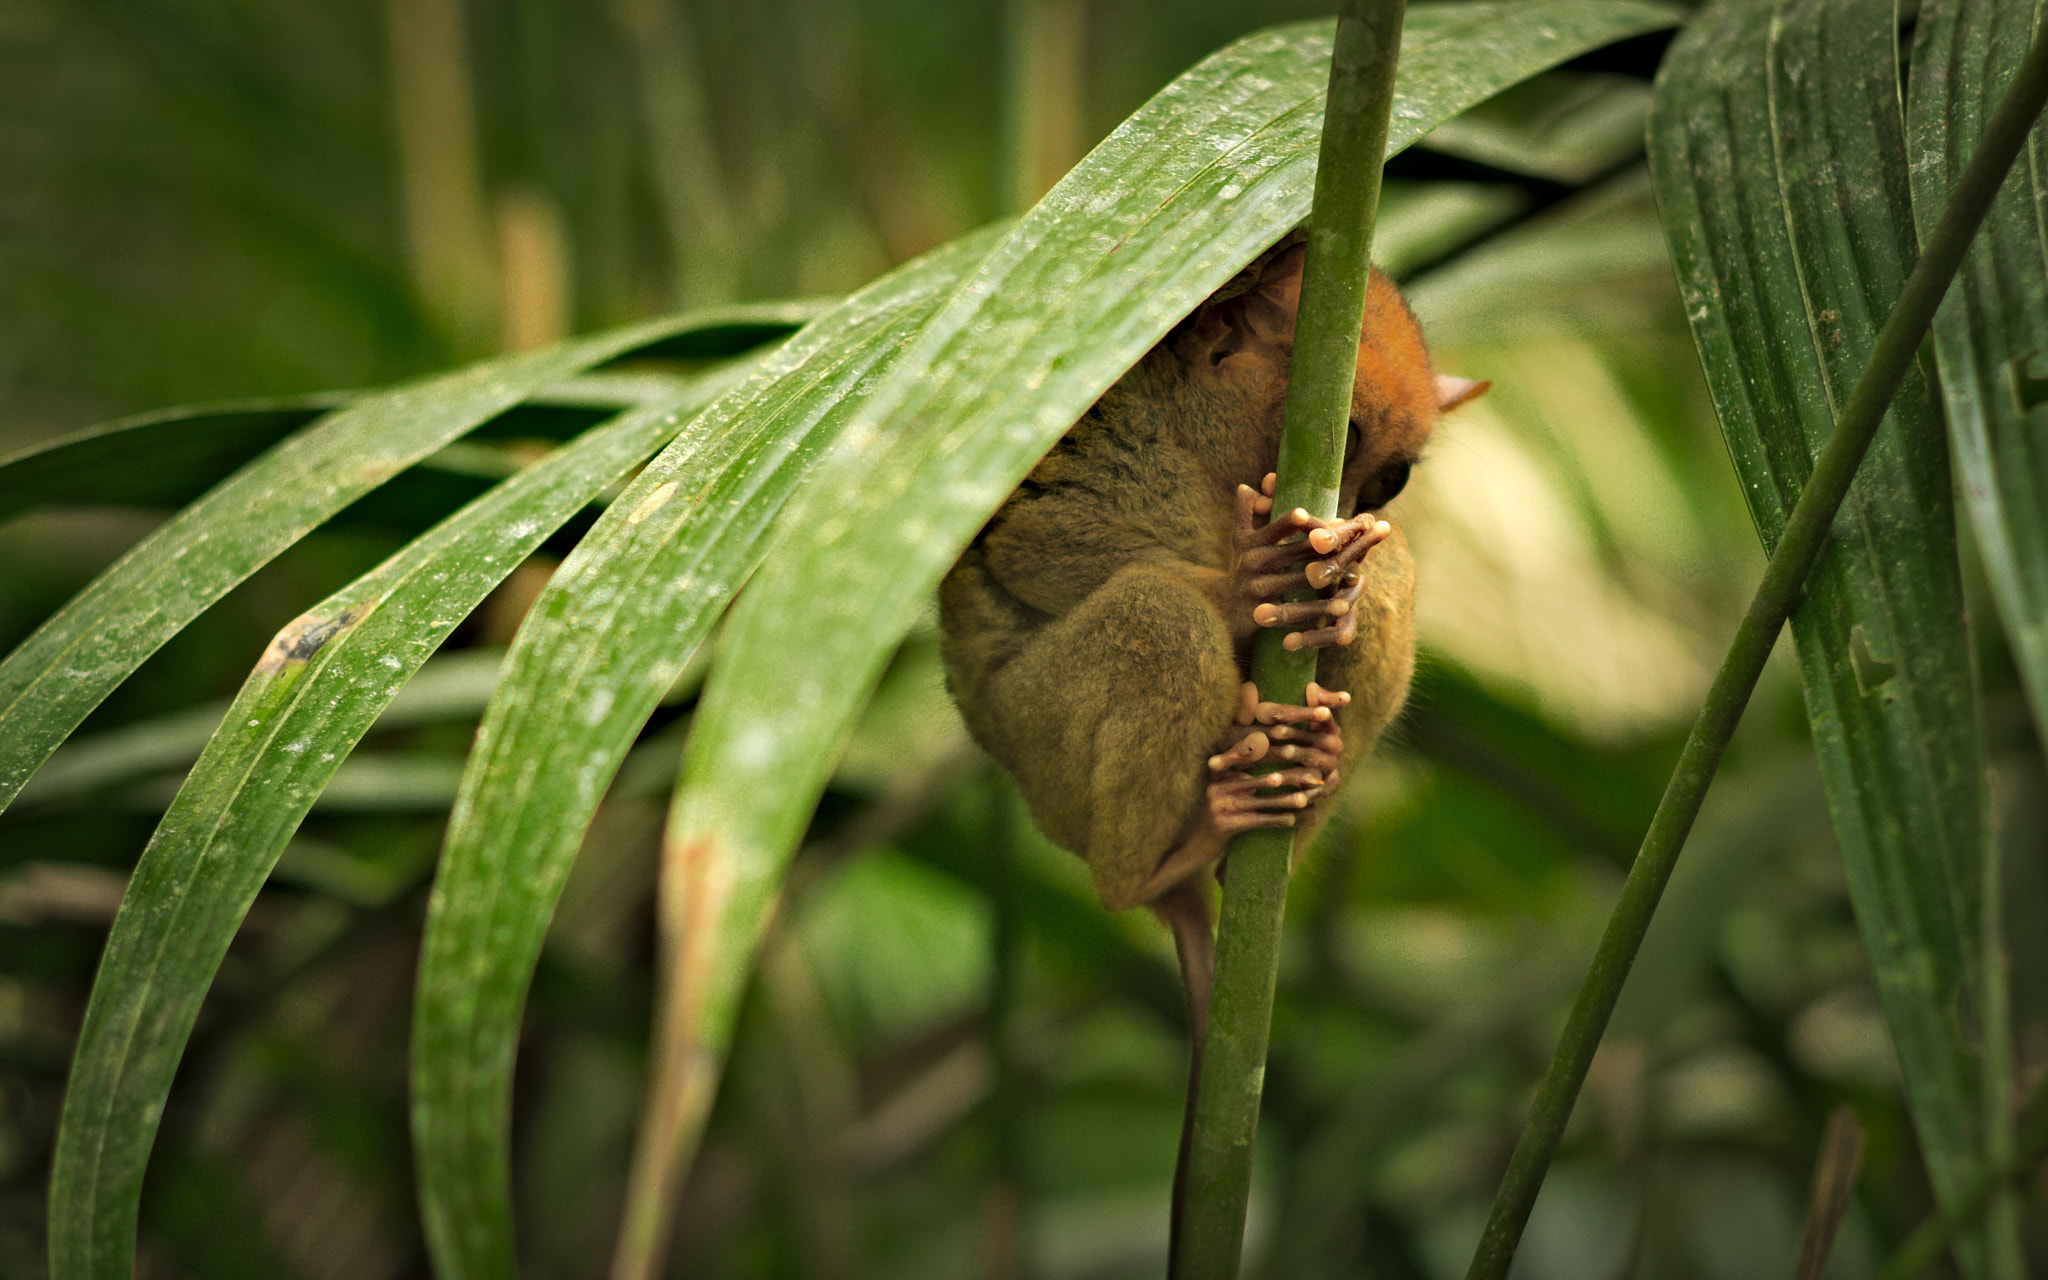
1313, 566, 1376, 644
1305, 519, 1390, 588
1212, 809, 1297, 834
1250, 699, 1338, 728
1261, 729, 1343, 757
1238, 539, 1322, 584
1213, 784, 1319, 813
1281, 620, 1360, 650
1267, 742, 1340, 773
1234, 681, 1258, 727
1252, 598, 1345, 629
1307, 515, 1391, 558
1233, 482, 1274, 535
1305, 682, 1352, 711
1209, 766, 1324, 794
1207, 729, 1269, 774
1245, 569, 1310, 600
1261, 720, 1343, 750
1237, 504, 1319, 551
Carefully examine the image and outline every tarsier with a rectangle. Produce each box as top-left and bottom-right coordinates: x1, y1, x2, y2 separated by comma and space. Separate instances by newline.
940, 233, 1484, 1036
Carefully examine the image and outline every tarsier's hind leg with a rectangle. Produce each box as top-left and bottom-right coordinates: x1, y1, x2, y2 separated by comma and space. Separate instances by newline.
966, 562, 1242, 902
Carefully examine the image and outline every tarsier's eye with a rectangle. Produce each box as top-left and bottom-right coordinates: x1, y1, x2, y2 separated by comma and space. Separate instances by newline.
1344, 419, 1363, 461
1355, 458, 1413, 512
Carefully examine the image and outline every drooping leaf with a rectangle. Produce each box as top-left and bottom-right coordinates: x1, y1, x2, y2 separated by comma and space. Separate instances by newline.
409, 223, 1008, 1280
1650, 0, 2008, 1272
42, 360, 752, 1280
0, 302, 816, 816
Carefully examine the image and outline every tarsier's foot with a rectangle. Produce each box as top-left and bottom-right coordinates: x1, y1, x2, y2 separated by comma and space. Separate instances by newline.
1233, 472, 1391, 650
1204, 679, 1350, 833
1123, 681, 1351, 906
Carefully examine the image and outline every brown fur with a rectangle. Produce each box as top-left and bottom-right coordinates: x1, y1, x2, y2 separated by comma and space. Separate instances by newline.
940, 237, 1463, 917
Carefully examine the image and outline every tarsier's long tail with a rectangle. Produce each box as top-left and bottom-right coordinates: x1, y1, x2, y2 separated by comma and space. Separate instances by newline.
1150, 878, 1216, 1277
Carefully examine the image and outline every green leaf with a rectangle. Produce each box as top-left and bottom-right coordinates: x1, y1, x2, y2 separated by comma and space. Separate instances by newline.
1909, 0, 2048, 787
1650, 0, 2009, 1272
1403, 170, 1679, 344
0, 398, 340, 525
0, 374, 707, 529
1907, 0, 2045, 1261
41, 363, 746, 1280
1373, 179, 1530, 279
1419, 70, 1654, 184
408, 222, 1008, 1280
0, 302, 815, 817
648, 0, 1679, 1247
12, 649, 507, 811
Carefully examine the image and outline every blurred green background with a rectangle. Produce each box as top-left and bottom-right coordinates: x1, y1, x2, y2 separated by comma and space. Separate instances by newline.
2, 0, 2042, 1277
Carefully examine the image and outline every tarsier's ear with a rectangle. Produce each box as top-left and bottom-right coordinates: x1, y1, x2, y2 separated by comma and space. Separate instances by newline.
1436, 374, 1489, 412
1176, 235, 1307, 369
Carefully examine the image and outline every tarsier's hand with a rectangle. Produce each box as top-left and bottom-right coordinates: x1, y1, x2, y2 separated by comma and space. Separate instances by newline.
1201, 680, 1350, 834
1231, 472, 1392, 650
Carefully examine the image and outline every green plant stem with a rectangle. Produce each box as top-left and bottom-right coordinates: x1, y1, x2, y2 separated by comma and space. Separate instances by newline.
1173, 0, 1405, 1274
1463, 17, 2048, 1278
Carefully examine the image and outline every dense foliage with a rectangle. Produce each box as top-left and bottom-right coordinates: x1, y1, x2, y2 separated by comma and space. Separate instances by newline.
1, 0, 2042, 1277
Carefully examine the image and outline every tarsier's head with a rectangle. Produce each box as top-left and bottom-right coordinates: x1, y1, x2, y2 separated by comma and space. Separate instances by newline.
1170, 232, 1487, 516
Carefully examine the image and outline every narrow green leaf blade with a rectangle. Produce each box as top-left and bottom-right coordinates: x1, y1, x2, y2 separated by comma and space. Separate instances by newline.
1909, 0, 2048, 774
42, 364, 745, 1280
660, 0, 1678, 1211
13, 650, 509, 810
0, 397, 341, 524
1907, 0, 2045, 1265
408, 224, 1005, 1280
1650, 0, 2006, 1273
0, 303, 813, 816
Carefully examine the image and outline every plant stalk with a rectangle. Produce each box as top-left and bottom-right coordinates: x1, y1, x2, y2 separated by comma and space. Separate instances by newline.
1172, 0, 1405, 1273
1463, 16, 2048, 1277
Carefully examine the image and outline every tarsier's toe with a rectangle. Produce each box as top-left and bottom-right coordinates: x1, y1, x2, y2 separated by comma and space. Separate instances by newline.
1283, 618, 1359, 650
1213, 809, 1297, 834
1252, 598, 1338, 630
1211, 766, 1324, 794
1214, 786, 1316, 813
